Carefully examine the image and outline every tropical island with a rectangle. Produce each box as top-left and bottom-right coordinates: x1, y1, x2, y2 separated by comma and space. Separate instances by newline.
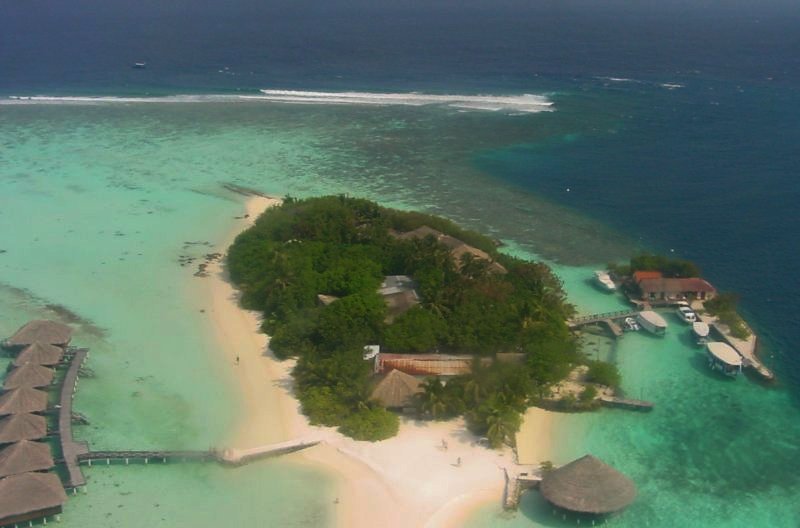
228, 195, 621, 444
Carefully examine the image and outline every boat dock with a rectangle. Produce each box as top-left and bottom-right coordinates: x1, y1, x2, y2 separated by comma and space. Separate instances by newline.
58, 348, 91, 489
599, 396, 654, 411
568, 310, 638, 338
702, 316, 774, 381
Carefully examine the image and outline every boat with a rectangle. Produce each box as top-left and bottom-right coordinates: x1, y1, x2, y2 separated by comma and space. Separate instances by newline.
676, 302, 697, 323
692, 321, 710, 345
132, 62, 147, 69
593, 270, 616, 292
637, 310, 668, 336
623, 317, 640, 332
706, 342, 742, 377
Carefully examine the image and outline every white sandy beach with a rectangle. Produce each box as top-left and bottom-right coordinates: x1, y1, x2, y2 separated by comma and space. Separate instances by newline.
198, 195, 559, 527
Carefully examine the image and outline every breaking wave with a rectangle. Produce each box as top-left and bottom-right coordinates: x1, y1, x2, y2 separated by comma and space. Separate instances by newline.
2, 90, 554, 114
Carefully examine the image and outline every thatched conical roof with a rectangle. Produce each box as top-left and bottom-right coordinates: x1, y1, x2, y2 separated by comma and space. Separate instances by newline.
0, 414, 48, 443
0, 388, 48, 416
540, 455, 637, 514
13, 342, 64, 367
0, 440, 55, 478
0, 472, 67, 521
4, 320, 72, 349
3, 364, 55, 390
370, 369, 422, 408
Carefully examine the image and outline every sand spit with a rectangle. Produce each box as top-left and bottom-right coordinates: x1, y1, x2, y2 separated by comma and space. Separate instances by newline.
200, 195, 557, 527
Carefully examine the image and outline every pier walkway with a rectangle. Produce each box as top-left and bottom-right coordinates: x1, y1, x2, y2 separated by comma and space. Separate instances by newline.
58, 348, 90, 489
568, 310, 638, 338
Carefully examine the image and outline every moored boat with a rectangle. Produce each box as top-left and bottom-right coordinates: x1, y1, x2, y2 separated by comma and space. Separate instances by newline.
637, 310, 667, 336
705, 341, 742, 377
593, 270, 616, 292
692, 321, 710, 344
676, 302, 697, 323
623, 317, 640, 332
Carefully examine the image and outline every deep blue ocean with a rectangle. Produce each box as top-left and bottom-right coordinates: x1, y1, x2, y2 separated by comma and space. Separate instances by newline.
2, 1, 800, 525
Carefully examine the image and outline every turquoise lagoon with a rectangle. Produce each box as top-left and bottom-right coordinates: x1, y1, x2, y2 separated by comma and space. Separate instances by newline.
1, 101, 799, 527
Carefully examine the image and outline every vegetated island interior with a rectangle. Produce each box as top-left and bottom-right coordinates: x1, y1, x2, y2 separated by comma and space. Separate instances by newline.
228, 196, 620, 444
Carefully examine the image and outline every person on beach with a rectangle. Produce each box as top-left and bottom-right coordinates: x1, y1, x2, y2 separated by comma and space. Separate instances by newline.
235, 355, 240, 365
441, 439, 448, 450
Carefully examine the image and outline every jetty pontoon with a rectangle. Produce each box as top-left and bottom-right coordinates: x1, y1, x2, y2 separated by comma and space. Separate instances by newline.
692, 321, 710, 345
705, 342, 742, 377
637, 310, 667, 336
593, 271, 617, 292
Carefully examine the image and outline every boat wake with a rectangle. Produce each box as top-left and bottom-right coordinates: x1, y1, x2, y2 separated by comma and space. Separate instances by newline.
2, 90, 554, 114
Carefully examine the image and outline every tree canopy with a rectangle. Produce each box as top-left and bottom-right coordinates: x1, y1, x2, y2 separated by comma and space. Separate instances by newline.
228, 196, 580, 441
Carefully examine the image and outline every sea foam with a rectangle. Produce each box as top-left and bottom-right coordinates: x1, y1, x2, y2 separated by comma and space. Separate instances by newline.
2, 90, 554, 114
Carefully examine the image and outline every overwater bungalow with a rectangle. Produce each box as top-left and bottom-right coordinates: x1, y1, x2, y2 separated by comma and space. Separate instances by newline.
370, 369, 423, 409
706, 342, 743, 377
0, 440, 55, 478
3, 320, 72, 350
0, 388, 48, 416
539, 454, 637, 515
3, 364, 55, 390
13, 342, 65, 367
0, 414, 48, 444
0, 472, 67, 527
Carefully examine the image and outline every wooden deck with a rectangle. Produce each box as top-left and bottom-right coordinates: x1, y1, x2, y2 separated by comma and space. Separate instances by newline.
58, 348, 90, 489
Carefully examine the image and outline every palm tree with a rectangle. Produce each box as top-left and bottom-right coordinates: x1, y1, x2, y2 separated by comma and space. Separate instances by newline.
418, 377, 448, 420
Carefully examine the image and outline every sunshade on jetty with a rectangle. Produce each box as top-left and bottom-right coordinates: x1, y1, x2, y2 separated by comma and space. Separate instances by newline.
3, 363, 55, 390
13, 342, 65, 367
0, 414, 47, 443
540, 455, 637, 515
0, 440, 55, 478
3, 320, 72, 349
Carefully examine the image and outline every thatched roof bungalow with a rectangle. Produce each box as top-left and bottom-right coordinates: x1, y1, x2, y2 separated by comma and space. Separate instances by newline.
0, 472, 67, 527
540, 455, 636, 515
13, 342, 65, 367
0, 414, 48, 444
3, 320, 72, 350
394, 226, 507, 275
370, 369, 423, 409
0, 440, 55, 478
3, 364, 55, 390
0, 388, 48, 416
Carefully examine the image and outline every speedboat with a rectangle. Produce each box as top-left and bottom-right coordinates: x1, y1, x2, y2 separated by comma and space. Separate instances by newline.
593, 270, 616, 292
623, 317, 640, 332
133, 62, 147, 69
676, 302, 697, 323
692, 321, 710, 345
637, 310, 668, 336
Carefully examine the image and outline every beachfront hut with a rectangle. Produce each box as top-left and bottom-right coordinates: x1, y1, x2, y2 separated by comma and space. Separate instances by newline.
0, 388, 48, 416
3, 364, 55, 390
370, 369, 423, 409
0, 440, 55, 478
0, 414, 48, 444
13, 342, 65, 367
540, 455, 637, 515
3, 320, 72, 350
0, 472, 67, 527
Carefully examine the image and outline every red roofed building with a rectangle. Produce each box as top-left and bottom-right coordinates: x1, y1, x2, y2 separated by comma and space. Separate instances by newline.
632, 270, 663, 283
638, 277, 716, 302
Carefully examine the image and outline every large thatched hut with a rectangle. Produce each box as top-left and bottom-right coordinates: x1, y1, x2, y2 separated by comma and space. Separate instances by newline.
0, 440, 55, 478
0, 388, 49, 416
0, 472, 67, 526
13, 342, 65, 367
3, 364, 55, 390
370, 369, 423, 409
3, 320, 72, 350
539, 455, 637, 515
0, 414, 48, 444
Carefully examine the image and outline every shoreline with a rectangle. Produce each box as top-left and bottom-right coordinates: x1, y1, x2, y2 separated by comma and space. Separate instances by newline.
198, 195, 559, 527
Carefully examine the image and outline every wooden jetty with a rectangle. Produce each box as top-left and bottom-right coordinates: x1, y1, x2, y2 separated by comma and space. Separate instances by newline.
57, 348, 90, 489
568, 310, 638, 338
599, 396, 654, 411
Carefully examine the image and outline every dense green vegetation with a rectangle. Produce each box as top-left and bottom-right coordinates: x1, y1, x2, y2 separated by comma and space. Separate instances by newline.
609, 253, 701, 278
705, 292, 751, 339
228, 196, 581, 442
